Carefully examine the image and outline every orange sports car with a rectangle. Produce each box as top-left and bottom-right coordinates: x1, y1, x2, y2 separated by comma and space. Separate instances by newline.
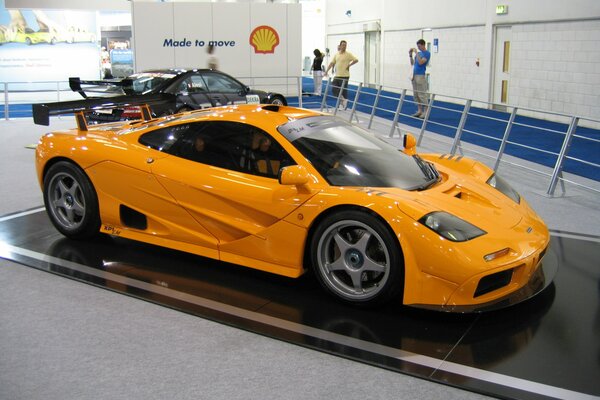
32, 99, 555, 312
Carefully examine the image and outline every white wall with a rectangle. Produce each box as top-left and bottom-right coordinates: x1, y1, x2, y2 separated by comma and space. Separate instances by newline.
510, 19, 600, 118
301, 0, 326, 72
132, 2, 302, 95
383, 26, 488, 102
326, 0, 600, 122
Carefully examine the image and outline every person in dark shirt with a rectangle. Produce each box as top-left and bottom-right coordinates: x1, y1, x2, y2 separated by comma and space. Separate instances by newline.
311, 49, 324, 96
189, 136, 220, 166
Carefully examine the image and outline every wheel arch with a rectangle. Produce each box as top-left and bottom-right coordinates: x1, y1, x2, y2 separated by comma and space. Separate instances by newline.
303, 204, 405, 271
41, 156, 83, 182
42, 157, 101, 239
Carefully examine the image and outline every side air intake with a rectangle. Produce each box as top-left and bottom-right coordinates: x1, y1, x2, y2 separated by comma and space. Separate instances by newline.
120, 205, 147, 230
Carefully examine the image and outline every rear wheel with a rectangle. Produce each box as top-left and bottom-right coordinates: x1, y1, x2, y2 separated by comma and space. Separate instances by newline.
269, 96, 286, 106
177, 106, 193, 113
43, 161, 100, 239
310, 210, 404, 307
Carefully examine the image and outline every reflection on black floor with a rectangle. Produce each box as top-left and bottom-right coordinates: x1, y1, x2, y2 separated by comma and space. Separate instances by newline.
1, 209, 599, 400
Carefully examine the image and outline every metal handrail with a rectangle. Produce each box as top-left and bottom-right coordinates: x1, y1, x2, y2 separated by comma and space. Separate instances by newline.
2, 76, 599, 197
311, 77, 599, 197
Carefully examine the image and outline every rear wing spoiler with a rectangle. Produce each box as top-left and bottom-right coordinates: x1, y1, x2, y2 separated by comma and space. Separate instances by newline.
69, 77, 133, 99
32, 93, 176, 131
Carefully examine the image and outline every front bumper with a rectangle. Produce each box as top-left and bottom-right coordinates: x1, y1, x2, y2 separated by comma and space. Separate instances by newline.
413, 245, 558, 313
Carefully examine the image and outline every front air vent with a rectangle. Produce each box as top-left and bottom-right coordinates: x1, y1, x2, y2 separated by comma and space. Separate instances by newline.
120, 205, 147, 230
474, 269, 514, 297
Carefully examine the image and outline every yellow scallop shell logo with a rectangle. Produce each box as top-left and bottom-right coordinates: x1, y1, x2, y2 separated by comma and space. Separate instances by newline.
249, 25, 280, 54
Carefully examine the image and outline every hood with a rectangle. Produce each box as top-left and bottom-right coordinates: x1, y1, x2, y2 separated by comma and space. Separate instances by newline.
385, 161, 523, 232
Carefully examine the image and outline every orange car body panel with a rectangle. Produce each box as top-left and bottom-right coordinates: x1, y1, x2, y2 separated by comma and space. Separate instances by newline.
35, 105, 550, 309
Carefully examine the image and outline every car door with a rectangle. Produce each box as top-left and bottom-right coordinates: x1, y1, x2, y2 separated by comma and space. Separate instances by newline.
148, 121, 318, 245
202, 71, 251, 106
170, 74, 213, 110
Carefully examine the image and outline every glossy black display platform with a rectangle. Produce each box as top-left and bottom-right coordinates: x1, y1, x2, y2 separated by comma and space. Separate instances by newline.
1, 208, 599, 400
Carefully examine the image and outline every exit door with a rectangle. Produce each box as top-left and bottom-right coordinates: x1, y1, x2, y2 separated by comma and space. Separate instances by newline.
493, 26, 512, 108
364, 31, 380, 88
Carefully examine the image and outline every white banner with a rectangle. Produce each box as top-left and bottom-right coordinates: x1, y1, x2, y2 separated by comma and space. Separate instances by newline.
132, 2, 301, 96
0, 5, 100, 82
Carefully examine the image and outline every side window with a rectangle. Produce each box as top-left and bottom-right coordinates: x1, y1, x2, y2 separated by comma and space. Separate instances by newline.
138, 124, 190, 152
176, 78, 192, 93
140, 121, 295, 176
232, 124, 295, 179
189, 75, 208, 93
204, 73, 242, 94
173, 123, 239, 170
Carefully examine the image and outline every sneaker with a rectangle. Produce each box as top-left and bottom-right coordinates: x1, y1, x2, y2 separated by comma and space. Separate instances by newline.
412, 112, 422, 118
417, 114, 425, 119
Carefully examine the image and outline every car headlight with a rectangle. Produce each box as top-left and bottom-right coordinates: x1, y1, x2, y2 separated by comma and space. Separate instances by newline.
419, 212, 486, 242
487, 173, 520, 204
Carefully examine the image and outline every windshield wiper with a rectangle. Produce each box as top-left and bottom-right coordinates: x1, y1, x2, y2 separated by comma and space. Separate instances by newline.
412, 155, 440, 190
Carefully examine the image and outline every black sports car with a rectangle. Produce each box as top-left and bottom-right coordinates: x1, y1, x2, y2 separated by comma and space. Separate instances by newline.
70, 68, 288, 122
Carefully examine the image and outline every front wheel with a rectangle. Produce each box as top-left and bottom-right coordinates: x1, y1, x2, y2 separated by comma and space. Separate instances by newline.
43, 161, 100, 239
310, 210, 404, 307
269, 96, 286, 106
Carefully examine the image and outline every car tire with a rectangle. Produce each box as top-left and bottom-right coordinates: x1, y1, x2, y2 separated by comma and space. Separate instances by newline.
310, 209, 404, 307
159, 108, 175, 117
269, 96, 286, 106
177, 106, 193, 113
43, 161, 101, 239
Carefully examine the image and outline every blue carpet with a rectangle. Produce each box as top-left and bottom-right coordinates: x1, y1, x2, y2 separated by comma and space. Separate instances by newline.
0, 104, 35, 119
290, 77, 599, 182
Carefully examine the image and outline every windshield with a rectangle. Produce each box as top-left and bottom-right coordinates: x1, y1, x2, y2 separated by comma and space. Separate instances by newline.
123, 72, 177, 95
278, 116, 433, 189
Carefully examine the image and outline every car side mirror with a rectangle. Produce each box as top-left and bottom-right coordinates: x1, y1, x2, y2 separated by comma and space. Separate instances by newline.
279, 165, 310, 186
403, 133, 417, 156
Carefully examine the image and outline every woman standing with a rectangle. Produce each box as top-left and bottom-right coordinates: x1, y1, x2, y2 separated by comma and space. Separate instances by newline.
311, 49, 324, 96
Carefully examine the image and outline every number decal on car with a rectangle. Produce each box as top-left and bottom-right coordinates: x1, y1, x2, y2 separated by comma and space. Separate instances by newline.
102, 225, 122, 235
246, 95, 260, 104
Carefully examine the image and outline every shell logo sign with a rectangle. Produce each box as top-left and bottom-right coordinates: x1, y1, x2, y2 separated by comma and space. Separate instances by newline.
249, 25, 280, 54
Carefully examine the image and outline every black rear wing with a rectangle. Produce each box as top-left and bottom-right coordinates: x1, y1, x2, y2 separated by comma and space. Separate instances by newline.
32, 93, 176, 131
69, 76, 133, 98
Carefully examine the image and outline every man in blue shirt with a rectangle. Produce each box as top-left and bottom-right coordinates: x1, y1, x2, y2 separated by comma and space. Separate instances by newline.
409, 39, 430, 118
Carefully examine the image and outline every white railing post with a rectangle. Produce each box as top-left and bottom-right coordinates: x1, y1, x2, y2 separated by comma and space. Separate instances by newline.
368, 85, 382, 129
348, 82, 362, 123
417, 93, 435, 145
493, 107, 518, 171
450, 99, 471, 154
320, 78, 331, 112
3, 83, 8, 120
388, 89, 406, 138
547, 116, 579, 196
297, 76, 302, 108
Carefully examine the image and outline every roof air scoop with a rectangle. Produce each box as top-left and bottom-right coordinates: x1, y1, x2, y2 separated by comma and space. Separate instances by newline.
262, 105, 280, 112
